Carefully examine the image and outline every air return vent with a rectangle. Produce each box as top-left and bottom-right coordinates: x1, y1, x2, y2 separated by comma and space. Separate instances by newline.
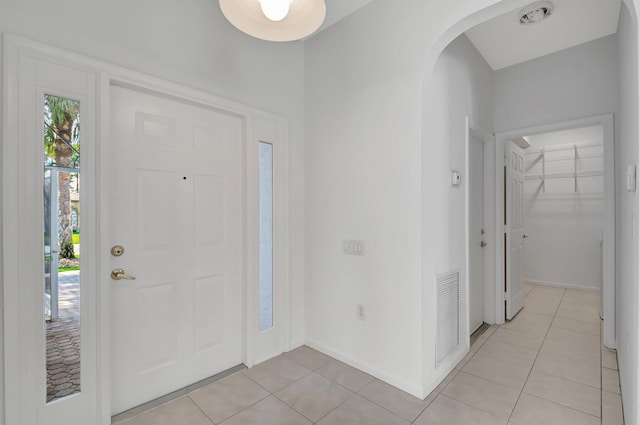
436, 271, 460, 366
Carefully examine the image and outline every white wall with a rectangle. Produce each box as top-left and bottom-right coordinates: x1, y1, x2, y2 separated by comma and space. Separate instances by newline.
494, 35, 620, 133
616, 3, 640, 424
422, 33, 494, 365
303, 2, 425, 394
522, 127, 604, 291
304, 0, 506, 397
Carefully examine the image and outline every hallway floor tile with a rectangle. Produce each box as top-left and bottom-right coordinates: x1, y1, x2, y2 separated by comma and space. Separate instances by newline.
114, 285, 624, 424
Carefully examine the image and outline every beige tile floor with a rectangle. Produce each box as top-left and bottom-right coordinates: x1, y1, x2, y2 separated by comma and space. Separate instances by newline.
114, 284, 624, 425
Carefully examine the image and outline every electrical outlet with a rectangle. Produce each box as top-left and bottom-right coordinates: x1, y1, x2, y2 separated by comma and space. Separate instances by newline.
356, 304, 366, 321
343, 240, 365, 256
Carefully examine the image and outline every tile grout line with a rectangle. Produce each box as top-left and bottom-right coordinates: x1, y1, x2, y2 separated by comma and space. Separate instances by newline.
187, 395, 218, 425
239, 354, 412, 425
531, 368, 602, 391
434, 392, 510, 424
410, 368, 462, 423
412, 331, 498, 422
411, 326, 501, 423
510, 288, 606, 421
186, 371, 276, 425
269, 371, 355, 424
285, 356, 375, 424
213, 369, 308, 425
355, 380, 424, 424
311, 393, 354, 424
520, 392, 602, 420
505, 288, 567, 424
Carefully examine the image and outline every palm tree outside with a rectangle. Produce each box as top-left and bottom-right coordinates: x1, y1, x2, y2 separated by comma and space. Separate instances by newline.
44, 95, 80, 259
44, 95, 83, 402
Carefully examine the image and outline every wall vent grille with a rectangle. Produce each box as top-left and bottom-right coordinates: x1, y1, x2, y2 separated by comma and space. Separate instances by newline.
436, 271, 460, 366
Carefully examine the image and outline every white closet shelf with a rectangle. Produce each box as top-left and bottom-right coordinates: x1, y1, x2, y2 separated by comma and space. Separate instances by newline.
524, 141, 603, 193
525, 169, 603, 180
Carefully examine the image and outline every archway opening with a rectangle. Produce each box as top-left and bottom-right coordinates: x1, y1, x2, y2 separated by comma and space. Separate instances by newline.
421, 1, 638, 423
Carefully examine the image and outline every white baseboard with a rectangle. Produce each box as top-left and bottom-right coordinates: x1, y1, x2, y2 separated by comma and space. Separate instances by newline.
288, 340, 305, 352
304, 339, 428, 399
526, 279, 601, 292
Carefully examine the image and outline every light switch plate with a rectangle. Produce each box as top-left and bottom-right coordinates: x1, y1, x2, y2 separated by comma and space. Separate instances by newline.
451, 170, 462, 186
627, 165, 637, 192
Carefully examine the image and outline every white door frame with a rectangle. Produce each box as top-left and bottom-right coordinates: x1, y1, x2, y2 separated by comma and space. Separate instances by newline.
465, 118, 498, 327
494, 114, 615, 348
3, 36, 100, 425
3, 34, 291, 425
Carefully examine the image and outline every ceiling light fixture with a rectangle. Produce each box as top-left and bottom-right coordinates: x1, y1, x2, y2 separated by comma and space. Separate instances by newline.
260, 0, 290, 22
219, 0, 326, 42
519, 1, 554, 25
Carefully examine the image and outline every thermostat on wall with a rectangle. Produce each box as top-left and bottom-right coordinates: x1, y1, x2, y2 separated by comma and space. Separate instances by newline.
451, 170, 462, 186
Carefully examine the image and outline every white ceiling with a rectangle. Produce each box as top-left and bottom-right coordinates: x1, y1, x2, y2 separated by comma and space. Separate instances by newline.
466, 0, 622, 70
313, 0, 375, 35
310, 0, 622, 70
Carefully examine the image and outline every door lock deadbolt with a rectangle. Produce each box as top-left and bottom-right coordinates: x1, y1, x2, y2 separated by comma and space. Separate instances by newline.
111, 245, 125, 257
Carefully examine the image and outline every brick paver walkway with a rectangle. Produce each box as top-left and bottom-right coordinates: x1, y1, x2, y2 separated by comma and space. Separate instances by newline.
46, 271, 80, 402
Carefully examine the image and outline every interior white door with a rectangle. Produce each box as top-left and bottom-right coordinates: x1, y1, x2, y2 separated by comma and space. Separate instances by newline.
506, 142, 526, 320
109, 85, 244, 414
469, 134, 485, 333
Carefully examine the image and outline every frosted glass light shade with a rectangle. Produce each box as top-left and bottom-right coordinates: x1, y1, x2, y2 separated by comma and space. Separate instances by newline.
219, 0, 326, 42
260, 0, 290, 22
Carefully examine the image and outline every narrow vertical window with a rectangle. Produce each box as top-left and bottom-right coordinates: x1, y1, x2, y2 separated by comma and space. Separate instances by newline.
44, 95, 81, 402
259, 142, 274, 331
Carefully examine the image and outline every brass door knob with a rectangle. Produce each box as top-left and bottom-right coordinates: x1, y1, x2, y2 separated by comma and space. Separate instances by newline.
111, 269, 136, 280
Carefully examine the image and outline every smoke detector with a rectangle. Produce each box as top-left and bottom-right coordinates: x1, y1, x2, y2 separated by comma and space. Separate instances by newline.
519, 1, 554, 25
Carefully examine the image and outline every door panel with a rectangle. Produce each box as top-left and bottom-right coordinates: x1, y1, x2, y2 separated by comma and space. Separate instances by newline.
469, 135, 485, 333
506, 142, 526, 319
194, 276, 225, 353
109, 86, 243, 414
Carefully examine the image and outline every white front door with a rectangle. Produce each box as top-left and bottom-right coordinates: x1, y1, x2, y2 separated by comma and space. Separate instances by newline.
108, 85, 244, 414
469, 134, 485, 333
506, 142, 526, 319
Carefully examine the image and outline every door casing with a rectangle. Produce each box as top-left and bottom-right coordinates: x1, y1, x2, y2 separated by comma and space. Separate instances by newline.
494, 114, 616, 348
467, 124, 487, 333
465, 117, 497, 331
3, 34, 291, 425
